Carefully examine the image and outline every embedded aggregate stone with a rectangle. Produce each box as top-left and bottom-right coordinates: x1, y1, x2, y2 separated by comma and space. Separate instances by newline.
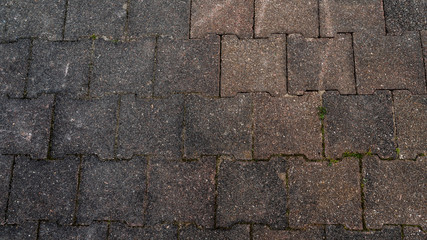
404, 227, 426, 240
0, 40, 29, 97
0, 155, 13, 224
38, 222, 108, 240
180, 225, 250, 240
384, 0, 427, 33
109, 224, 177, 240
253, 225, 325, 240
0, 223, 37, 240
326, 225, 402, 240
7, 156, 79, 224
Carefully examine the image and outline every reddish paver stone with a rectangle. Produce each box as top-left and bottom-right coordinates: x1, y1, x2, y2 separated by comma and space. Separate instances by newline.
393, 90, 427, 159
146, 157, 216, 228
0, 40, 29, 97
354, 31, 426, 95
363, 156, 427, 229
191, 0, 253, 38
184, 94, 252, 159
288, 34, 355, 95
287, 157, 362, 230
180, 225, 250, 239
0, 95, 54, 159
154, 35, 220, 97
221, 35, 287, 97
404, 227, 426, 240
253, 225, 325, 240
0, 223, 37, 240
254, 92, 322, 159
76, 156, 147, 225
0, 155, 13, 224
319, 0, 385, 37
110, 224, 177, 240
217, 157, 287, 228
323, 91, 395, 159
39, 222, 108, 240
384, 0, 427, 33
255, 0, 318, 38
326, 225, 401, 240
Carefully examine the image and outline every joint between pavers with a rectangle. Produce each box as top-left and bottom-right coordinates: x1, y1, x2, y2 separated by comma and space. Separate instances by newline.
36, 220, 41, 240
181, 94, 187, 159
46, 94, 57, 160
22, 38, 34, 99
390, 91, 400, 159
359, 157, 367, 230
86, 39, 95, 98
350, 32, 358, 95
62, 0, 69, 40
188, 0, 193, 40
123, 0, 131, 40
72, 155, 83, 225
219, 35, 223, 97
4, 156, 16, 224
113, 95, 122, 157
151, 36, 159, 98
213, 156, 221, 229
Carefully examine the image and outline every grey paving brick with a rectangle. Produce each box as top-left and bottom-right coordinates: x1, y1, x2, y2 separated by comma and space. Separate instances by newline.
184, 94, 252, 160
110, 223, 177, 240
0, 155, 13, 224
64, 0, 126, 40
254, 93, 322, 159
52, 96, 118, 159
363, 156, 427, 229
354, 31, 426, 95
0, 223, 37, 240
28, 40, 91, 98
326, 225, 401, 240
39, 222, 108, 240
0, 40, 29, 97
255, 0, 318, 38
404, 226, 426, 240
146, 157, 216, 228
180, 225, 250, 240
384, 0, 427, 33
8, 156, 79, 224
76, 156, 146, 225
323, 91, 395, 159
191, 0, 253, 39
217, 157, 287, 228
118, 94, 183, 159
0, 95, 54, 159
91, 39, 155, 97
288, 34, 355, 95
253, 225, 325, 240
221, 35, 287, 97
287, 157, 362, 230
154, 35, 220, 97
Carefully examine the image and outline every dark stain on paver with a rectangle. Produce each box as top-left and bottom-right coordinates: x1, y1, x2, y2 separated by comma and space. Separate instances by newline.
0, 155, 13, 224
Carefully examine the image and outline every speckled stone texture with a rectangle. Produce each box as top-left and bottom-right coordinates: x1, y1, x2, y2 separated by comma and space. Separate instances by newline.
154, 35, 220, 97
191, 0, 253, 38
255, 0, 318, 38
0, 95, 54, 159
422, 31, 427, 85
184, 94, 252, 159
76, 156, 147, 225
0, 223, 37, 240
180, 225, 250, 239
404, 227, 426, 240
39, 222, 108, 240
254, 93, 322, 159
0, 155, 13, 224
7, 156, 79, 224
326, 225, 402, 240
384, 0, 427, 33
323, 91, 395, 159
287, 157, 362, 230
354, 31, 426, 95
363, 156, 427, 230
253, 226, 325, 240
109, 224, 177, 240
288, 34, 355, 95
146, 157, 216, 228
217, 157, 287, 229
221, 35, 287, 97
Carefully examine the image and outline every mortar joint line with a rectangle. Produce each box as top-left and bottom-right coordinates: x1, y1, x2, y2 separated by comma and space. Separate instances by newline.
23, 38, 34, 99
4, 155, 16, 223
72, 155, 83, 225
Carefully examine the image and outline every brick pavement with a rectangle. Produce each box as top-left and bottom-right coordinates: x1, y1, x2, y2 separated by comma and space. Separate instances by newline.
0, 0, 426, 239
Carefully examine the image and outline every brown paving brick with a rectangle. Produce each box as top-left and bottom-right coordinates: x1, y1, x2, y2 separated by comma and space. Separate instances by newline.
404, 226, 426, 240
323, 91, 395, 159
184, 94, 252, 160
109, 223, 177, 240
255, 0, 318, 38
39, 222, 108, 240
363, 156, 427, 229
253, 225, 325, 240
154, 35, 220, 97
326, 225, 402, 240
191, 0, 253, 39
217, 157, 287, 228
180, 225, 250, 239
384, 0, 427, 33
221, 35, 287, 97
288, 34, 355, 95
0, 155, 13, 224
354, 31, 426, 95
0, 223, 37, 240
118, 94, 184, 159
319, 0, 385, 37
146, 156, 216, 228
287, 157, 362, 230
393, 90, 427, 159
254, 92, 322, 159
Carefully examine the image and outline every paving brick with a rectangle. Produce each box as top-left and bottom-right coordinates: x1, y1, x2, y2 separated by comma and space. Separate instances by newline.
76, 156, 146, 225
326, 225, 401, 240
217, 157, 287, 228
0, 40, 29, 97
0, 95, 54, 159
128, 0, 189, 39
109, 224, 177, 240
288, 34, 355, 95
154, 35, 220, 97
393, 91, 427, 159
287, 157, 362, 230
184, 94, 252, 159
255, 0, 318, 38
52, 96, 118, 159
319, 0, 385, 37
146, 157, 216, 228
91, 39, 155, 97
0, 155, 13, 224
180, 225, 250, 239
323, 91, 395, 159
422, 31, 427, 81
404, 226, 426, 240
118, 94, 183, 159
64, 0, 126, 40
0, 223, 37, 240
39, 222, 108, 240
8, 156, 79, 224
384, 0, 427, 33
354, 32, 426, 95
254, 93, 322, 159
28, 40, 91, 98
191, 0, 253, 38
221, 35, 287, 97
363, 156, 427, 229
253, 225, 325, 240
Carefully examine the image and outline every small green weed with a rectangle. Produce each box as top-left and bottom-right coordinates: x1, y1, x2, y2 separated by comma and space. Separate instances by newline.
90, 34, 97, 40
318, 106, 327, 120
396, 148, 400, 156
342, 151, 364, 159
